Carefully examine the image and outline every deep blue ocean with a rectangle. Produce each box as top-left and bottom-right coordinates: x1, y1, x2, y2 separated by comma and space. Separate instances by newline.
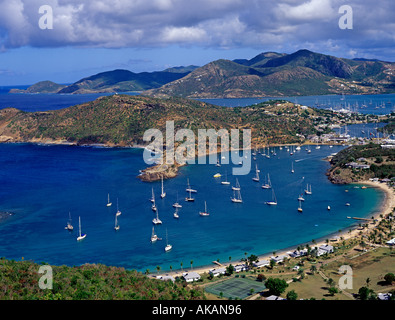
0, 89, 390, 272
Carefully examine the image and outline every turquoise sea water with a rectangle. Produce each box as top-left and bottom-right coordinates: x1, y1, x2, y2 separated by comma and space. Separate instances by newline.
0, 143, 384, 272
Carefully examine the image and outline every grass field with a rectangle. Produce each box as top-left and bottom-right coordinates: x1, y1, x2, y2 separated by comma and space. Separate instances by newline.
205, 277, 266, 299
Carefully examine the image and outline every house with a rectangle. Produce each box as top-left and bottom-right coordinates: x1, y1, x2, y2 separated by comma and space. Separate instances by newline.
209, 267, 226, 277
156, 275, 175, 282
288, 249, 308, 258
316, 244, 334, 256
386, 238, 395, 246
266, 295, 286, 300
253, 260, 270, 268
270, 254, 288, 264
378, 293, 392, 300
345, 162, 370, 170
182, 271, 201, 282
292, 265, 300, 271
234, 264, 248, 273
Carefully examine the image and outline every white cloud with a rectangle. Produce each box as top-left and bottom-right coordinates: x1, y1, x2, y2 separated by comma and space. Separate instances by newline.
0, 0, 393, 61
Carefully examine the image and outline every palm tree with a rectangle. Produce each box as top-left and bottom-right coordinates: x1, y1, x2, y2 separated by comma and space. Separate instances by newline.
180, 261, 183, 272
190, 260, 193, 270
156, 265, 161, 274
310, 265, 317, 275
169, 265, 173, 273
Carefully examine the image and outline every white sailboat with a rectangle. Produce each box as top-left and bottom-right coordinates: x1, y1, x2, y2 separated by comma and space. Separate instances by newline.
231, 189, 243, 203
151, 189, 157, 211
298, 199, 303, 212
152, 209, 162, 225
305, 184, 312, 195
185, 188, 195, 202
116, 198, 122, 216
174, 207, 180, 219
160, 175, 166, 199
199, 201, 210, 216
172, 192, 182, 208
164, 229, 172, 252
186, 178, 197, 193
265, 188, 277, 205
261, 173, 272, 189
297, 193, 305, 202
114, 212, 120, 231
150, 226, 158, 243
232, 178, 241, 191
291, 161, 294, 173
65, 212, 73, 231
221, 171, 230, 185
76, 216, 86, 241
106, 193, 112, 207
252, 164, 260, 182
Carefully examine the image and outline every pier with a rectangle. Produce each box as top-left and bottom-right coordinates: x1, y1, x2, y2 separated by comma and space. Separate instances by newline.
347, 216, 377, 222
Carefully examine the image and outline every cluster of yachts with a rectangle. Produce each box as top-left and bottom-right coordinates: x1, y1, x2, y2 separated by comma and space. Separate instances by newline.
64, 194, 122, 242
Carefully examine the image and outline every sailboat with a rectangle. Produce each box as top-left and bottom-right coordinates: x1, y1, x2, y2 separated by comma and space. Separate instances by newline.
252, 164, 260, 182
152, 209, 162, 225
305, 184, 312, 195
174, 207, 180, 219
231, 189, 243, 203
199, 201, 210, 216
186, 178, 197, 193
150, 226, 158, 243
172, 192, 182, 208
261, 173, 272, 189
232, 178, 241, 191
265, 188, 277, 205
106, 193, 112, 207
221, 171, 230, 185
76, 216, 86, 241
114, 213, 120, 231
297, 200, 303, 212
164, 229, 172, 252
65, 212, 73, 231
297, 193, 305, 201
151, 189, 157, 211
291, 161, 294, 173
185, 189, 195, 202
116, 198, 122, 216
160, 176, 166, 199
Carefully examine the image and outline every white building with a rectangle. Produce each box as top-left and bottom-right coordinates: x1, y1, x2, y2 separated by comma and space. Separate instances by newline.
234, 264, 248, 273
253, 260, 270, 268
182, 271, 201, 282
209, 267, 226, 277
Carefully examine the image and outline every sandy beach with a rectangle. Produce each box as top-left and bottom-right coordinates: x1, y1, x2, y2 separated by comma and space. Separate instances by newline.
156, 180, 394, 279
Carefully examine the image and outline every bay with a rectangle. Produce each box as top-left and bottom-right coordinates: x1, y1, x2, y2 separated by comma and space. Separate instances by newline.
0, 143, 383, 272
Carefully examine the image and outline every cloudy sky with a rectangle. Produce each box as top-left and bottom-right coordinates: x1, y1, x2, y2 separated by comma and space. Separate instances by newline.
0, 0, 394, 85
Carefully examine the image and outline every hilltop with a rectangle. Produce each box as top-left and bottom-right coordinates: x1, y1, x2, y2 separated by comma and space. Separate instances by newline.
9, 81, 67, 94
0, 94, 337, 180
145, 49, 395, 98
328, 143, 395, 184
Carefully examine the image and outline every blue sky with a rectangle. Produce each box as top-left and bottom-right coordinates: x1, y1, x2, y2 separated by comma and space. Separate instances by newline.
0, 0, 394, 86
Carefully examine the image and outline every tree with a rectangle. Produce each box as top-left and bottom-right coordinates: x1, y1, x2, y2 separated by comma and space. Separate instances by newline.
310, 265, 317, 275
190, 260, 193, 270
247, 254, 259, 268
269, 259, 276, 269
226, 264, 234, 276
265, 277, 288, 296
286, 290, 298, 300
384, 273, 395, 285
328, 287, 338, 296
257, 274, 266, 282
358, 286, 377, 300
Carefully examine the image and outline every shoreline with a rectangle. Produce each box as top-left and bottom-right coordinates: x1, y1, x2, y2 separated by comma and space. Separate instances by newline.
156, 180, 394, 279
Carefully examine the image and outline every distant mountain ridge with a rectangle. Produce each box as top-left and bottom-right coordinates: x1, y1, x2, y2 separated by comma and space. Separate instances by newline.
145, 49, 395, 98
9, 66, 198, 94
